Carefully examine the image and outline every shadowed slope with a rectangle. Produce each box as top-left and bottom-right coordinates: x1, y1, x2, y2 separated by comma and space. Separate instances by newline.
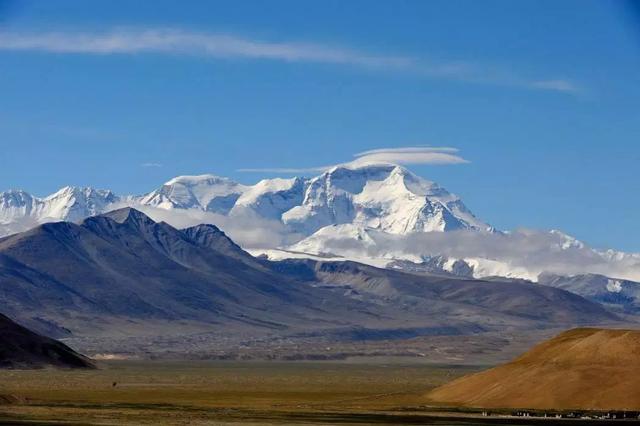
270, 259, 618, 326
0, 208, 330, 335
0, 312, 93, 369
427, 327, 640, 410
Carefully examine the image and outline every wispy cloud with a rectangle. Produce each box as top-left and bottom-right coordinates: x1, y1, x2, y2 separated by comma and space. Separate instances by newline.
141, 162, 163, 168
530, 79, 580, 94
0, 28, 411, 68
0, 28, 579, 93
238, 146, 468, 174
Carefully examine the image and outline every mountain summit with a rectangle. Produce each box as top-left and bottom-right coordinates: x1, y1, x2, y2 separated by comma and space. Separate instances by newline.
139, 174, 247, 214
280, 164, 490, 235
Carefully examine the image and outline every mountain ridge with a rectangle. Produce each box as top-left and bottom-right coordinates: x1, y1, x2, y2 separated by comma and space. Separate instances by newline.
1, 164, 639, 291
0, 208, 619, 357
0, 163, 489, 238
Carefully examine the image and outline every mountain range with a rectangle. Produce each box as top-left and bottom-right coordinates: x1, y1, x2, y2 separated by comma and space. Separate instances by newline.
0, 207, 619, 358
0, 164, 488, 236
1, 163, 639, 313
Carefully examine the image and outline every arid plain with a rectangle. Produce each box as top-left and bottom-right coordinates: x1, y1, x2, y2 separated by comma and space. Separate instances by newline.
0, 360, 484, 425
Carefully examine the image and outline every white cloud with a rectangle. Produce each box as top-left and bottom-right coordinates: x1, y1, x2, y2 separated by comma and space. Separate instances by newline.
110, 201, 303, 248
531, 79, 581, 94
302, 227, 640, 282
140, 162, 163, 168
238, 146, 468, 174
0, 28, 579, 93
0, 28, 411, 68
352, 146, 469, 166
115, 199, 640, 282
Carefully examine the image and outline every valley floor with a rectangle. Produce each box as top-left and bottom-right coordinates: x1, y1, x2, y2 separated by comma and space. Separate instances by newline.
0, 360, 633, 425
0, 360, 481, 425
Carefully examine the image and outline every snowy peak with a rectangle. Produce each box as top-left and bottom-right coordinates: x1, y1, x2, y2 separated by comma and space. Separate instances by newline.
42, 186, 118, 222
133, 163, 489, 238
132, 163, 490, 239
549, 229, 586, 250
0, 186, 118, 227
0, 163, 489, 244
0, 190, 36, 224
139, 174, 247, 214
231, 177, 306, 220
283, 163, 489, 236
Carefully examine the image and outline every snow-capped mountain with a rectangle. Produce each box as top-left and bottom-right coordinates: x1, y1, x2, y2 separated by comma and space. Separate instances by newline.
138, 174, 247, 214
0, 186, 119, 235
230, 177, 306, 221
136, 164, 490, 236
281, 164, 490, 235
0, 163, 485, 238
2, 163, 639, 288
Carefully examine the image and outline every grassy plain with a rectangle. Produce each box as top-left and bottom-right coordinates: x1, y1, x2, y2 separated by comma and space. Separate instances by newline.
0, 360, 484, 425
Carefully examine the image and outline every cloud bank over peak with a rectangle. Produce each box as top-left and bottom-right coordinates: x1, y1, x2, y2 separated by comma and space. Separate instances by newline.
238, 146, 468, 173
297, 227, 640, 282
352, 146, 469, 166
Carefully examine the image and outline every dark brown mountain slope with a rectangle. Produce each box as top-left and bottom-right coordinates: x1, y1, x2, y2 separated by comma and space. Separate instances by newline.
0, 312, 93, 369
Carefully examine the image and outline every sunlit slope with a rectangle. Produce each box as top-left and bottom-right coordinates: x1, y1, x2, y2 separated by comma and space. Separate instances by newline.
428, 327, 640, 410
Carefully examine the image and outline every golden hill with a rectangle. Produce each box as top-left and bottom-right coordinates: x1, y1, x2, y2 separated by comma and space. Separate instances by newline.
427, 327, 640, 410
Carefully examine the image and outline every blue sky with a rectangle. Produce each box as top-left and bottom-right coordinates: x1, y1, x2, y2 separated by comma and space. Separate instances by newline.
0, 0, 639, 251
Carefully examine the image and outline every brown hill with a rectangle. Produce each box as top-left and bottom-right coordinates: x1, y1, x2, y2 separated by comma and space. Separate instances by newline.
427, 327, 640, 410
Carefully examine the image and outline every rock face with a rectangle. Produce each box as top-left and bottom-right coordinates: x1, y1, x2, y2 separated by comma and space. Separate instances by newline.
0, 312, 93, 369
427, 327, 640, 410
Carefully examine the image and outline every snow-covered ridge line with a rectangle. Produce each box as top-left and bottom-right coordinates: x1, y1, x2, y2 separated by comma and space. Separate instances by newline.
3, 162, 639, 288
0, 163, 490, 237
0, 186, 117, 225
